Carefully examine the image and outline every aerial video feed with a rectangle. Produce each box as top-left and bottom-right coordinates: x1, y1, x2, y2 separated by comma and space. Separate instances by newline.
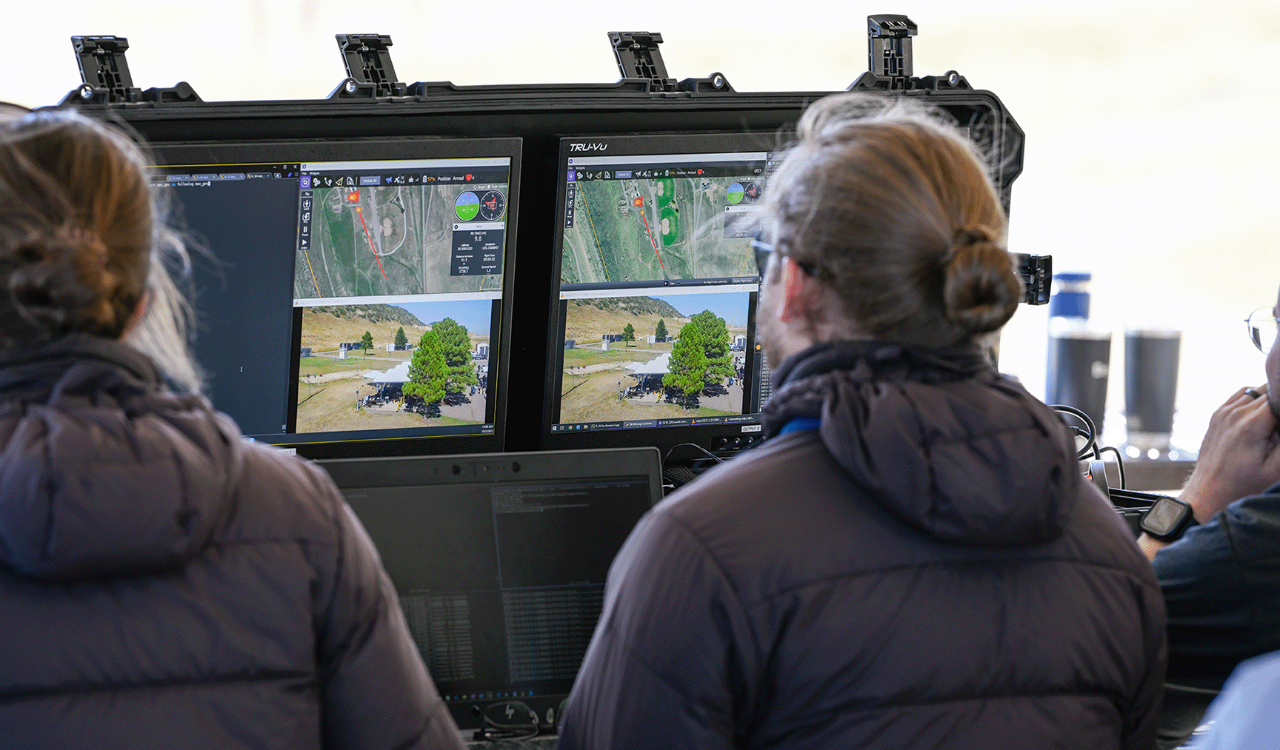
296, 299, 494, 434
561, 174, 759, 284
558, 291, 749, 424
295, 182, 506, 300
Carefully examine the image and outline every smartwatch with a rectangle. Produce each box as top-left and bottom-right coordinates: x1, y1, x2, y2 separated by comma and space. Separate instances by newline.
1140, 495, 1200, 542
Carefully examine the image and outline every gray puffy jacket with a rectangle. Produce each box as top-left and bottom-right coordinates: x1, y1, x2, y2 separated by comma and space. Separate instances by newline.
0, 335, 463, 750
559, 341, 1167, 750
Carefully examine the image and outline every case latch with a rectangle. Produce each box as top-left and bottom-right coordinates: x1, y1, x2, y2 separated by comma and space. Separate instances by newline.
868, 14, 917, 82
609, 32, 677, 93
71, 36, 141, 104
334, 34, 409, 98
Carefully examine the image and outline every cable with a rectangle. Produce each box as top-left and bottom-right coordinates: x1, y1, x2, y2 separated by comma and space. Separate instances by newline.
1068, 426, 1099, 460
1050, 404, 1098, 460
661, 442, 728, 493
1098, 445, 1126, 489
662, 442, 726, 466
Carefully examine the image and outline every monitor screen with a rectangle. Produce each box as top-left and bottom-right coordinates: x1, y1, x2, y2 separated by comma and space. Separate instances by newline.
542, 134, 777, 455
317, 447, 663, 732
149, 138, 520, 457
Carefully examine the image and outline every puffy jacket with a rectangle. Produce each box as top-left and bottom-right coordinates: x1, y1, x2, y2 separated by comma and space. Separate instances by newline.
559, 341, 1167, 750
0, 335, 464, 750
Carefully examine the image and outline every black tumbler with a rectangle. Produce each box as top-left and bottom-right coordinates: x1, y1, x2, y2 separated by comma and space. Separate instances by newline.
1124, 329, 1181, 448
1046, 330, 1112, 434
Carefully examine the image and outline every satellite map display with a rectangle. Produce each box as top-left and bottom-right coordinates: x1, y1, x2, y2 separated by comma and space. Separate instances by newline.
295, 182, 506, 300
561, 174, 759, 285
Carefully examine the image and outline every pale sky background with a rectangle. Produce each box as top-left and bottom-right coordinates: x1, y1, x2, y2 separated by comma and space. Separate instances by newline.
657, 292, 751, 327
7, 0, 1279, 452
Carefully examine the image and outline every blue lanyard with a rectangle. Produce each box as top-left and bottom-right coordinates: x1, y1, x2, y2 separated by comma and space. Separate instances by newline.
777, 416, 820, 435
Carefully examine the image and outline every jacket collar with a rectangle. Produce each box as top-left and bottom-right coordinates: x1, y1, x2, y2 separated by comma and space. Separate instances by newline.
765, 340, 994, 437
760, 339, 1080, 547
0, 334, 160, 395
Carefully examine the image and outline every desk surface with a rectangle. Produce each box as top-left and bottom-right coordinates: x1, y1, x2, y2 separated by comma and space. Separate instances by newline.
1104, 458, 1195, 494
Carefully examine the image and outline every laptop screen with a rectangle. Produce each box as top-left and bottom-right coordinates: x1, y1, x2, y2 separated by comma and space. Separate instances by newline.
317, 447, 662, 730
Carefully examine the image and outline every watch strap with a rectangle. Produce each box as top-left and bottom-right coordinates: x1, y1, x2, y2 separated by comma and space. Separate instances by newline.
1141, 496, 1199, 542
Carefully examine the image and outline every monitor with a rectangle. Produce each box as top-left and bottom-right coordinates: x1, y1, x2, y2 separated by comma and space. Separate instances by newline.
317, 447, 663, 733
149, 137, 520, 458
542, 133, 776, 456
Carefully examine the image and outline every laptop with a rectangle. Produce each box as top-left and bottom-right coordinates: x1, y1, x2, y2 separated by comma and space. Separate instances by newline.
317, 447, 663, 735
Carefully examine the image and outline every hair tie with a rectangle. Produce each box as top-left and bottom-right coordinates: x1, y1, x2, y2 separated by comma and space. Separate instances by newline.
941, 227, 991, 268
953, 226, 991, 247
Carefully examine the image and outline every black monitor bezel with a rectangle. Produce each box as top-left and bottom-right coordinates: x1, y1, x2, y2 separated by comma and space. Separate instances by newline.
149, 136, 522, 459
541, 132, 777, 457
88, 87, 1021, 455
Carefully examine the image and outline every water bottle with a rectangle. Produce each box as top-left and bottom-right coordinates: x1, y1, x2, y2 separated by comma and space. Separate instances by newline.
1046, 272, 1111, 436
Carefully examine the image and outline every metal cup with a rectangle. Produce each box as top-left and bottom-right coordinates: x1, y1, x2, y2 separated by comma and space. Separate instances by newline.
1124, 328, 1181, 451
1047, 330, 1112, 435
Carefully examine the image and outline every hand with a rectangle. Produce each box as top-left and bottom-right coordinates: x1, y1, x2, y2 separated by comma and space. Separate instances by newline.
1181, 384, 1280, 523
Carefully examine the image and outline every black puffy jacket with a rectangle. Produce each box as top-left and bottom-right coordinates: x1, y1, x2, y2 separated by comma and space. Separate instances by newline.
559, 341, 1166, 750
0, 336, 463, 750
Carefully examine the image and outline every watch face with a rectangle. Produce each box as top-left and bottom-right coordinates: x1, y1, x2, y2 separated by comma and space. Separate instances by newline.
1143, 496, 1189, 536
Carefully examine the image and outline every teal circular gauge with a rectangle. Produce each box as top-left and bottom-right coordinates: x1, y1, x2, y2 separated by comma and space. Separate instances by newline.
455, 191, 480, 221
726, 182, 745, 205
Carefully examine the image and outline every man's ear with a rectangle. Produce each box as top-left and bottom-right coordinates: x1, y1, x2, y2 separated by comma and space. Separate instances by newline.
120, 289, 150, 339
777, 256, 817, 324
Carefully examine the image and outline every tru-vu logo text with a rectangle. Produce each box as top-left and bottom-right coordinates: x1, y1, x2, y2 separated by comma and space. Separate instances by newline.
568, 143, 608, 152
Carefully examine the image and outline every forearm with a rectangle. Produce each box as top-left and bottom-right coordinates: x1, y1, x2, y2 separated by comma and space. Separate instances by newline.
1138, 532, 1168, 561
1139, 483, 1215, 560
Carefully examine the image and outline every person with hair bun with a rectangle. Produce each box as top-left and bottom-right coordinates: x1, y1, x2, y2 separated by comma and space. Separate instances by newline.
559, 94, 1166, 750
0, 107, 464, 749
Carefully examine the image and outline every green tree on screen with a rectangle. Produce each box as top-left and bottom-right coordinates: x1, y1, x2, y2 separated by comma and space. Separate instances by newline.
430, 318, 479, 392
663, 323, 708, 408
394, 326, 408, 349
690, 310, 733, 385
622, 323, 635, 345
655, 319, 668, 341
404, 330, 447, 411
360, 330, 374, 354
